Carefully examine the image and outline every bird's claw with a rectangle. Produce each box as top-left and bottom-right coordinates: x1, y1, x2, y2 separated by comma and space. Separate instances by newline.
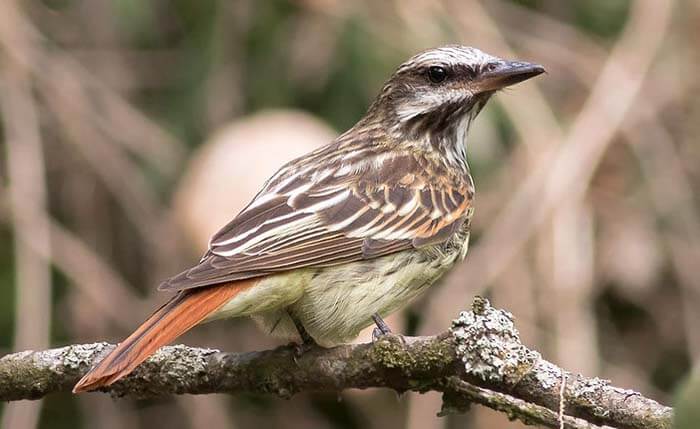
292, 341, 314, 358
371, 313, 397, 343
287, 337, 317, 364
371, 327, 406, 345
372, 327, 386, 343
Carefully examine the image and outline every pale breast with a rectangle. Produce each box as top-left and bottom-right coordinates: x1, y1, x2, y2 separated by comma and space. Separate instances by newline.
288, 223, 471, 346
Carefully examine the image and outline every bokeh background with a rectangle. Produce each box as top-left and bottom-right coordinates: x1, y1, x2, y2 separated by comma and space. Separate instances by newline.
0, 0, 697, 428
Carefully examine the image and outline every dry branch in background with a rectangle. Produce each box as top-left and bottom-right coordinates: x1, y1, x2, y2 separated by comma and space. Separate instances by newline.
0, 298, 671, 429
0, 16, 52, 429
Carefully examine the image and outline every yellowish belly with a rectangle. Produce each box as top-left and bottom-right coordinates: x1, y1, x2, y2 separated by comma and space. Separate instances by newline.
211, 231, 470, 347
293, 248, 461, 346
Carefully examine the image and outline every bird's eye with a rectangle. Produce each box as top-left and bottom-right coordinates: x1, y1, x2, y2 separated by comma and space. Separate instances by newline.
427, 66, 448, 84
484, 62, 499, 73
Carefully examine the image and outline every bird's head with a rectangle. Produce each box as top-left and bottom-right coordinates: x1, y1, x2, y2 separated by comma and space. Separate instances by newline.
365, 45, 544, 150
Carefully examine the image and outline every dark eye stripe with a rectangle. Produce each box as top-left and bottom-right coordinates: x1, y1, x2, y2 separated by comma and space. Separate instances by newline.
464, 66, 477, 79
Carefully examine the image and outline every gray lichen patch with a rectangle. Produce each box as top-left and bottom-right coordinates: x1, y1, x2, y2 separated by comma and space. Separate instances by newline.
533, 360, 563, 390
149, 345, 219, 366
568, 376, 617, 417
59, 342, 112, 372
450, 297, 539, 385
141, 345, 220, 382
107, 345, 223, 399
571, 377, 611, 399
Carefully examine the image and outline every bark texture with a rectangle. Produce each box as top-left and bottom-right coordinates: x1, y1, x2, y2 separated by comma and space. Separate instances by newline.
0, 298, 672, 429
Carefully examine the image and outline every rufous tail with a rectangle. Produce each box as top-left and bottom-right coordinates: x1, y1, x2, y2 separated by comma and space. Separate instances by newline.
73, 280, 253, 393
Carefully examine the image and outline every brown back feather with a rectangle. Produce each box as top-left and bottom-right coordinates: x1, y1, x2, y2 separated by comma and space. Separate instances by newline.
73, 280, 253, 393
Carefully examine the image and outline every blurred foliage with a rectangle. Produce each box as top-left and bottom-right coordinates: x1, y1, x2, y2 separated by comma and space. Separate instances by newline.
1, 0, 698, 428
0, 227, 14, 350
676, 367, 700, 429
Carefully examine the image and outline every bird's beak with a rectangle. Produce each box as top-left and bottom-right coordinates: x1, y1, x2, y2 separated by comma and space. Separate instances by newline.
473, 60, 545, 93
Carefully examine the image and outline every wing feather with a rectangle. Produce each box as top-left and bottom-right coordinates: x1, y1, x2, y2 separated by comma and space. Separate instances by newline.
159, 149, 473, 292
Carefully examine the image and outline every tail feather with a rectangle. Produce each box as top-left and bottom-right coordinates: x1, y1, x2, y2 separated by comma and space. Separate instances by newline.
73, 280, 252, 393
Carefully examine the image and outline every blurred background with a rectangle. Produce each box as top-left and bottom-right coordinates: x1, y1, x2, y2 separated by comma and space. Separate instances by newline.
0, 0, 696, 428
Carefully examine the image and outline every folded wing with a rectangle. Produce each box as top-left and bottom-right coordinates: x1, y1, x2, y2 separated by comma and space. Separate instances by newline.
160, 149, 473, 292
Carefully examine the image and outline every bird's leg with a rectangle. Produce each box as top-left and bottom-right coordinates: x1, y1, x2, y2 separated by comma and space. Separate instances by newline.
288, 310, 316, 358
372, 313, 407, 344
371, 313, 393, 342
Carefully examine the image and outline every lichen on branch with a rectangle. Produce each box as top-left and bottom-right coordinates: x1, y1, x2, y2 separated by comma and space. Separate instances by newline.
0, 298, 672, 429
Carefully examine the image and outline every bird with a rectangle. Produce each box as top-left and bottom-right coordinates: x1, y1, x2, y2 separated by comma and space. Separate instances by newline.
73, 45, 544, 393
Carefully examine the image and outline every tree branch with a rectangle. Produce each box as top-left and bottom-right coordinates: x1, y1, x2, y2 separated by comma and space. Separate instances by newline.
0, 298, 672, 429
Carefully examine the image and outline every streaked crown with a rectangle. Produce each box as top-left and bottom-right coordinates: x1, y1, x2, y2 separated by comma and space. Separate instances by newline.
365, 45, 544, 140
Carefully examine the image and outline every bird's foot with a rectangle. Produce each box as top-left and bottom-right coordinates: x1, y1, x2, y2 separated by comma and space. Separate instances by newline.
371, 313, 406, 344
287, 310, 318, 361
372, 326, 387, 342
289, 340, 316, 360
372, 313, 392, 335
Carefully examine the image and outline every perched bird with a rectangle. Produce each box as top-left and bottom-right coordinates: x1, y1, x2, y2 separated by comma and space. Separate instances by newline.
73, 45, 544, 393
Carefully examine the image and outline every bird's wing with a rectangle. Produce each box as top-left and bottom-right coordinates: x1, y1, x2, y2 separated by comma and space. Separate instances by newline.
159, 149, 473, 292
